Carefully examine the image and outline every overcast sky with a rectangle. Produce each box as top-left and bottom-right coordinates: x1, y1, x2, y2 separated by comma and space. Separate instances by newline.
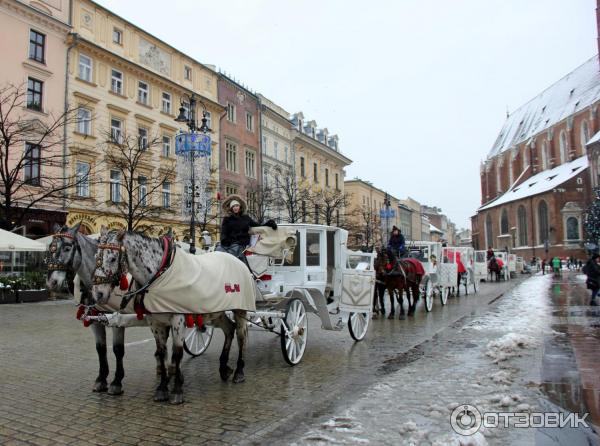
98, 0, 596, 228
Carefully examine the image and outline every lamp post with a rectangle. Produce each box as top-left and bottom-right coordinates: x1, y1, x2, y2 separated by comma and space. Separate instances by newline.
175, 94, 211, 254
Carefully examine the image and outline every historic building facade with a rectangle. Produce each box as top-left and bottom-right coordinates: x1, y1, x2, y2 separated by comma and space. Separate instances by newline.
290, 112, 351, 225
217, 74, 261, 213
65, 0, 222, 243
0, 0, 71, 236
471, 54, 599, 258
258, 94, 293, 223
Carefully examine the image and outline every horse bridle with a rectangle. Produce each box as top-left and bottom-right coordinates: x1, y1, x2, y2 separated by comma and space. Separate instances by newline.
46, 232, 77, 272
93, 239, 128, 288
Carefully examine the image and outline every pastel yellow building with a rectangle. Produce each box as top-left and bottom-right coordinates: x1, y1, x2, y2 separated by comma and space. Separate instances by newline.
290, 112, 351, 225
66, 0, 223, 243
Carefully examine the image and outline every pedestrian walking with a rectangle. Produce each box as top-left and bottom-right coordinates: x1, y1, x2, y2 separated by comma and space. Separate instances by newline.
583, 254, 600, 306
541, 258, 546, 275
552, 256, 562, 277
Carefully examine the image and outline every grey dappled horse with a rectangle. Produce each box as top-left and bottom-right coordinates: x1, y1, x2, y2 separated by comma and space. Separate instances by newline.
45, 223, 129, 395
91, 227, 248, 405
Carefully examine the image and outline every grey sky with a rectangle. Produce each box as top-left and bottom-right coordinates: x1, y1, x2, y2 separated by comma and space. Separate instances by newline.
98, 0, 596, 228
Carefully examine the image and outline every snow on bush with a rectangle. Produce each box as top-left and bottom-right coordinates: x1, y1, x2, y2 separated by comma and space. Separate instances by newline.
486, 333, 534, 363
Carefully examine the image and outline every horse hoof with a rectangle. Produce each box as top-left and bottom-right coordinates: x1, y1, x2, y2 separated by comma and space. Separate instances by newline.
387, 313, 394, 320
232, 372, 245, 384
220, 366, 234, 382
399, 315, 406, 320
108, 384, 123, 396
154, 389, 169, 402
169, 393, 184, 405
93, 381, 108, 393
372, 314, 378, 320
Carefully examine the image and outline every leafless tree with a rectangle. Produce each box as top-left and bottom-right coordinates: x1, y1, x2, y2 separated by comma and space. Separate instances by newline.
276, 174, 311, 223
0, 83, 85, 230
346, 204, 382, 251
313, 188, 350, 226
97, 129, 178, 232
245, 179, 277, 223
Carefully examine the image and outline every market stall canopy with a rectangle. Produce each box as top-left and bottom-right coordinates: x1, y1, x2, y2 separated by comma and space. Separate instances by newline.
0, 228, 46, 252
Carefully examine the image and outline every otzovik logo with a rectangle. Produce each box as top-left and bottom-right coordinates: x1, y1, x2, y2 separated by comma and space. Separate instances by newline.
224, 283, 241, 293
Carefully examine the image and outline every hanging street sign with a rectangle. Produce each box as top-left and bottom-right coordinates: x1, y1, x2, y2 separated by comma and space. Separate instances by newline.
379, 209, 396, 219
175, 132, 211, 156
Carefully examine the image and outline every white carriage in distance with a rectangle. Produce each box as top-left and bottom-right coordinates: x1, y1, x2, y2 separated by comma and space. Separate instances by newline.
405, 241, 456, 312
446, 246, 478, 295
180, 224, 376, 365
474, 250, 510, 281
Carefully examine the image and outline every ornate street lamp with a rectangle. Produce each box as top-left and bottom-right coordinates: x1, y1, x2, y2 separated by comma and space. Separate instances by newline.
175, 94, 211, 254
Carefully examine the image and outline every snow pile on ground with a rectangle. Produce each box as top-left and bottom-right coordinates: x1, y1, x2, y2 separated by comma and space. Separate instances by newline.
485, 333, 534, 363
489, 370, 513, 385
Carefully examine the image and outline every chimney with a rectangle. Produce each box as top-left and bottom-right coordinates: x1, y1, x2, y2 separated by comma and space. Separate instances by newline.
597, 0, 600, 68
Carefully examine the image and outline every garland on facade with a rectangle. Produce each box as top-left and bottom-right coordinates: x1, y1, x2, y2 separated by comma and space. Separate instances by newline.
584, 187, 600, 249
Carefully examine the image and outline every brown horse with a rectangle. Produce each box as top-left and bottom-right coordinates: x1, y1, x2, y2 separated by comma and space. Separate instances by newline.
376, 250, 424, 318
488, 256, 502, 282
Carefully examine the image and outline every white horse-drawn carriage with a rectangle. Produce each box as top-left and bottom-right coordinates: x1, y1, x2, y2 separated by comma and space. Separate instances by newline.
446, 246, 478, 295
406, 241, 456, 312
91, 224, 376, 366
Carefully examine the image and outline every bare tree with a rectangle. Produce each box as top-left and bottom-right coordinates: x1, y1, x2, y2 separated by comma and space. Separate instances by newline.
196, 195, 219, 232
346, 204, 382, 251
313, 188, 350, 226
276, 174, 311, 223
245, 179, 277, 223
0, 83, 84, 230
98, 130, 178, 232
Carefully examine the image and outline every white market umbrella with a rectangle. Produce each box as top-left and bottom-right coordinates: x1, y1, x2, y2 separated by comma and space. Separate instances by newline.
0, 228, 46, 252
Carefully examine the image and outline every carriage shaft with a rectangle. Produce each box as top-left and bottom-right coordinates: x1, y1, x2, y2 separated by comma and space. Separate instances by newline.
84, 313, 149, 327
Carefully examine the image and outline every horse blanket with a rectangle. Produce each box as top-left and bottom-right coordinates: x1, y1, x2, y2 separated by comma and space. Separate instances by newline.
495, 258, 504, 268
403, 258, 425, 275
143, 250, 257, 314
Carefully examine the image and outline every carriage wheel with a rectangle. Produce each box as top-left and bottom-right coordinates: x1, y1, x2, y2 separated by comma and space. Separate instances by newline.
441, 287, 449, 305
280, 298, 308, 366
183, 325, 214, 357
424, 279, 434, 312
348, 311, 370, 341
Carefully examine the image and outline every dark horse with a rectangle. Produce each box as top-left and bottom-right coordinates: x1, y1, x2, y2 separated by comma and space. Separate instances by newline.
488, 256, 502, 282
375, 250, 423, 318
372, 249, 388, 318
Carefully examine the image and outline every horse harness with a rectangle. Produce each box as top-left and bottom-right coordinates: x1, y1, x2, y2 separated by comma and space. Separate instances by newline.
46, 232, 78, 272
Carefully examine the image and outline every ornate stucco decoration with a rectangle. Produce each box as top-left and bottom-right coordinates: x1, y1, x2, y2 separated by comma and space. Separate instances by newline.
139, 38, 171, 76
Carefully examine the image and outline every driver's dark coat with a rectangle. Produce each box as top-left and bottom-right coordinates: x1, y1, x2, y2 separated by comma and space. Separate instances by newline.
220, 214, 260, 247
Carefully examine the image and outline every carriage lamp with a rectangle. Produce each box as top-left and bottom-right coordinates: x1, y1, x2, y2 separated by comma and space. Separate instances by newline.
174, 93, 211, 254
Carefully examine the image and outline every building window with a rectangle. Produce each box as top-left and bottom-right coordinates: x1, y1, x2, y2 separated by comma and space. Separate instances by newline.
110, 118, 122, 144
111, 69, 123, 95
245, 150, 256, 178
325, 168, 329, 187
284, 146, 289, 163
522, 147, 529, 171
162, 181, 171, 208
273, 141, 278, 160
24, 143, 40, 186
335, 173, 339, 190
313, 162, 318, 183
138, 176, 148, 206
138, 127, 148, 150
29, 30, 45, 63
184, 65, 192, 80
225, 185, 238, 196
581, 120, 590, 151
517, 205, 527, 246
246, 191, 256, 214
500, 209, 509, 234
162, 135, 171, 157
300, 157, 305, 177
246, 112, 253, 131
77, 107, 92, 135
538, 200, 549, 245
566, 217, 579, 240
78, 54, 92, 82
225, 141, 237, 172
485, 214, 493, 248
110, 170, 121, 203
162, 92, 171, 114
226, 103, 235, 122
262, 136, 267, 154
559, 130, 568, 164
540, 141, 548, 170
76, 161, 90, 197
314, 204, 319, 224
112, 28, 123, 45
27, 78, 43, 111
181, 100, 190, 120
138, 81, 149, 105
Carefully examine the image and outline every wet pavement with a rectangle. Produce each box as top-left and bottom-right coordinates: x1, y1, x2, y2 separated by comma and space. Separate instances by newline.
0, 272, 597, 445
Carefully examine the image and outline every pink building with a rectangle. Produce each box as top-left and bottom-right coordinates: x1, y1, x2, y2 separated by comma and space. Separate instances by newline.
0, 0, 71, 236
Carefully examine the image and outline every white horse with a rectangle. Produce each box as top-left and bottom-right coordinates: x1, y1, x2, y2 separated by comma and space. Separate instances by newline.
91, 227, 252, 405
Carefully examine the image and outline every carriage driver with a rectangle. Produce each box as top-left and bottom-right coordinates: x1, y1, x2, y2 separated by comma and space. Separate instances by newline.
387, 226, 406, 260
217, 194, 277, 259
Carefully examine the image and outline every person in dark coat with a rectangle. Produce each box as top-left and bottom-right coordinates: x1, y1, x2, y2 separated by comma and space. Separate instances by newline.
486, 246, 495, 261
583, 254, 600, 306
217, 194, 277, 259
387, 226, 406, 260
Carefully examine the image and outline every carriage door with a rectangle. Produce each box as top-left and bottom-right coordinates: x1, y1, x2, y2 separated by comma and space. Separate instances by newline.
474, 250, 487, 282
305, 230, 326, 294
341, 251, 375, 311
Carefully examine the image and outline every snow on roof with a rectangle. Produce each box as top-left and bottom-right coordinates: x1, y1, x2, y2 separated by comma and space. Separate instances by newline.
587, 130, 600, 146
488, 56, 600, 159
429, 224, 443, 234
479, 155, 588, 211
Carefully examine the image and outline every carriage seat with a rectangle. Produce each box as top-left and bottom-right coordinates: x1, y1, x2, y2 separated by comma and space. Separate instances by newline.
247, 226, 297, 262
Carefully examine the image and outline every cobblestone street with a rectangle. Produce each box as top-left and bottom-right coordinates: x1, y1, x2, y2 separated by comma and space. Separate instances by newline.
0, 277, 524, 446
